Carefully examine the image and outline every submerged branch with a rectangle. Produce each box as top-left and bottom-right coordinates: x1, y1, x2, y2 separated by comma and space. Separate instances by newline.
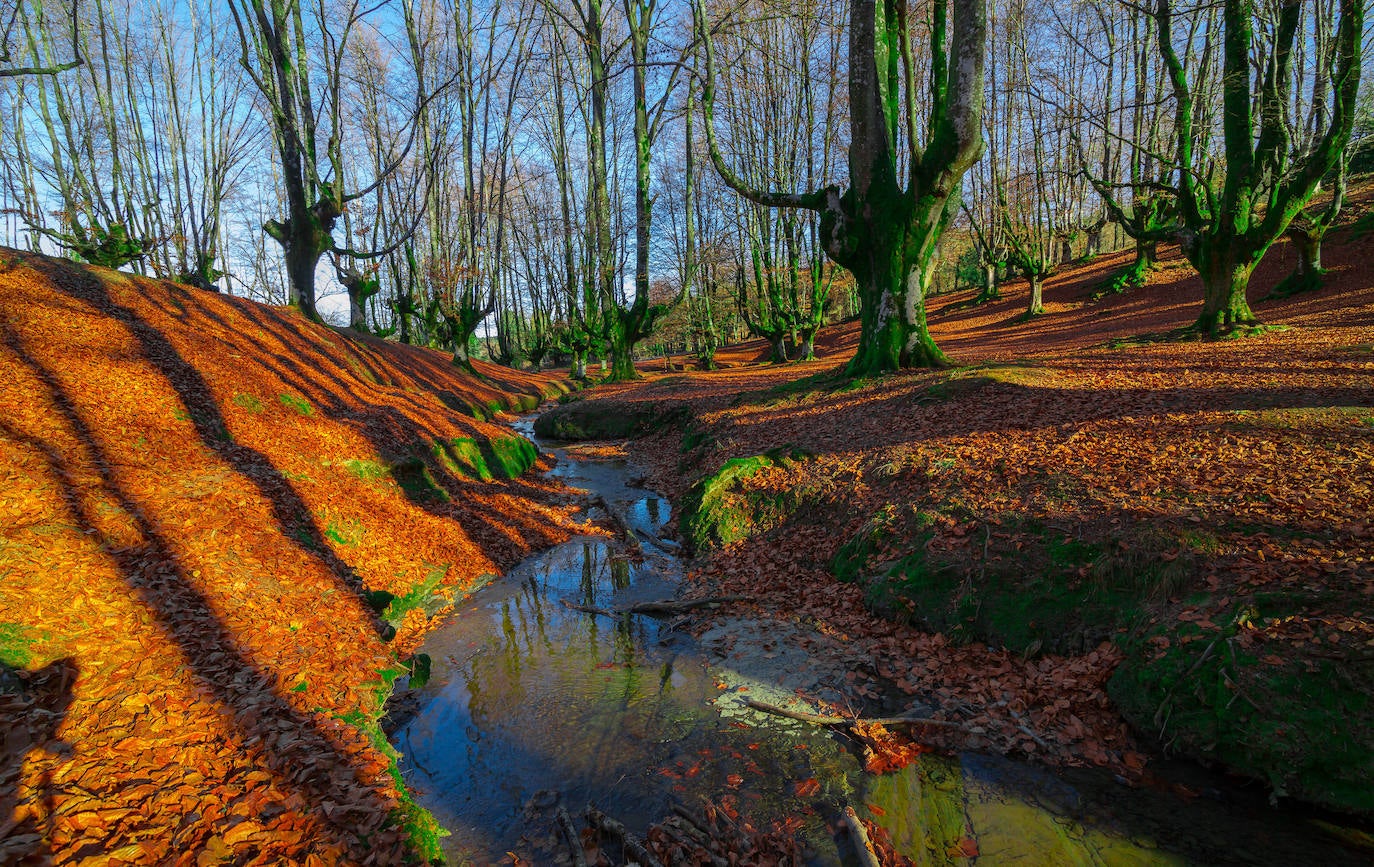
742, 698, 971, 732
562, 595, 753, 619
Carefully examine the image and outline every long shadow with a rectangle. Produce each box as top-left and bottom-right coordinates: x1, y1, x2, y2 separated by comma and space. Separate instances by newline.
39, 255, 575, 611
722, 376, 1374, 457
0, 657, 74, 865
28, 258, 390, 638
0, 325, 410, 861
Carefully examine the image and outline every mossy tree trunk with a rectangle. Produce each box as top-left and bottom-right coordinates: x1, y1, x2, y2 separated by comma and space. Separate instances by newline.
229, 0, 436, 324
975, 261, 1001, 303
1026, 272, 1045, 317
336, 264, 380, 332
1279, 224, 1324, 295
1088, 0, 1364, 337
599, 0, 688, 381
1193, 248, 1257, 333
1275, 156, 1346, 297
697, 0, 986, 375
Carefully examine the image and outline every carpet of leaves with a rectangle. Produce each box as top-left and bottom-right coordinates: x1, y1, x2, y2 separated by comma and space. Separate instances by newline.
0, 251, 584, 864
607, 218, 1374, 784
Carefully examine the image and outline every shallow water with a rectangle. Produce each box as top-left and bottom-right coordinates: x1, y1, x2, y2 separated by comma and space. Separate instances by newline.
392, 416, 1371, 866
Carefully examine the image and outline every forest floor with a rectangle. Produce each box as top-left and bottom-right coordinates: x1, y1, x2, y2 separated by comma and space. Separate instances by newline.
0, 251, 593, 865
545, 201, 1374, 827
2, 204, 1373, 865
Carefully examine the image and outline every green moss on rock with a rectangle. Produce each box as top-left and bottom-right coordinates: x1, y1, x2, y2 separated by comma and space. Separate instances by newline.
391, 457, 451, 504
679, 447, 816, 552
834, 510, 1192, 656
432, 435, 537, 481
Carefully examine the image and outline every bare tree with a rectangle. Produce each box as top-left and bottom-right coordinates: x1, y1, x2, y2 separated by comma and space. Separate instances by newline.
699, 0, 986, 373
1, 0, 81, 77
1087, 0, 1365, 336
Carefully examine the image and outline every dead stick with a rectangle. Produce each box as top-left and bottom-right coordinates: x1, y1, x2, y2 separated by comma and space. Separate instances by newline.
743, 698, 971, 731
586, 805, 664, 867
842, 806, 882, 867
556, 806, 588, 867
660, 822, 728, 867
561, 599, 617, 618
671, 803, 714, 838
589, 493, 643, 553
624, 595, 752, 616
1007, 708, 1052, 751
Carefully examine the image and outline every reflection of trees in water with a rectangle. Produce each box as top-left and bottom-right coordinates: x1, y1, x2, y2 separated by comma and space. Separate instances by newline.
463, 541, 655, 731
646, 497, 661, 527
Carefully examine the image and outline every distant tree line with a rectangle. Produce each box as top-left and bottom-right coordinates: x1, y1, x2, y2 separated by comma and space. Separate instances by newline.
1, 0, 1368, 377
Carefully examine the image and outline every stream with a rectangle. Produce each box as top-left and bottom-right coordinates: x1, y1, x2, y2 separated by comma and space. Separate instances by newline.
391, 414, 1371, 866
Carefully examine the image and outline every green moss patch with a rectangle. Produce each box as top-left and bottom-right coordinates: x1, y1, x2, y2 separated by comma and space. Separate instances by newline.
432, 435, 537, 480
278, 393, 313, 416
834, 509, 1194, 656
679, 447, 817, 552
391, 458, 451, 504
340, 665, 449, 862
533, 399, 691, 441
231, 392, 264, 414
325, 518, 364, 547
1110, 605, 1374, 817
344, 458, 389, 481
489, 435, 538, 477
0, 622, 37, 669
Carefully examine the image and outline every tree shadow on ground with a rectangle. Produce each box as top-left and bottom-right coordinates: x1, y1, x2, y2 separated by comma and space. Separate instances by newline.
0, 657, 75, 864
0, 322, 413, 861
72, 258, 571, 569
25, 258, 395, 638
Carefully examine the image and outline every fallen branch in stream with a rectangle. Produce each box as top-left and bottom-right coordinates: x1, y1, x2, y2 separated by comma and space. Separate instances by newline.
562, 595, 753, 619
587, 805, 665, 867
842, 806, 882, 867
557, 806, 589, 867
742, 698, 972, 732
552, 798, 802, 865
588, 494, 642, 553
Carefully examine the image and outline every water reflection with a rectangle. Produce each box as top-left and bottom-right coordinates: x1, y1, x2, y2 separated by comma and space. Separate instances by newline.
396, 417, 1372, 866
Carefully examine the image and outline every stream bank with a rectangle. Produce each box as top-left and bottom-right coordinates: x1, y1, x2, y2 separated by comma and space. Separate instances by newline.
388, 409, 1372, 866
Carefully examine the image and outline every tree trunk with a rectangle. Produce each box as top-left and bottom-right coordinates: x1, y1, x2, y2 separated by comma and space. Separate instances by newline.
452, 339, 472, 370
284, 238, 323, 322
571, 350, 587, 380
1133, 238, 1157, 275
1026, 273, 1044, 316
1085, 226, 1103, 259
844, 202, 953, 374
1196, 256, 1257, 335
1103, 238, 1156, 294
607, 327, 639, 380
768, 333, 788, 363
798, 331, 816, 361
347, 286, 368, 331
1274, 224, 1325, 296
975, 262, 1000, 302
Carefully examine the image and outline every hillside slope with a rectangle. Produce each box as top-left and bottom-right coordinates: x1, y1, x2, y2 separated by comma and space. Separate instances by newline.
550, 212, 1374, 821
695, 191, 1374, 368
0, 250, 585, 864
